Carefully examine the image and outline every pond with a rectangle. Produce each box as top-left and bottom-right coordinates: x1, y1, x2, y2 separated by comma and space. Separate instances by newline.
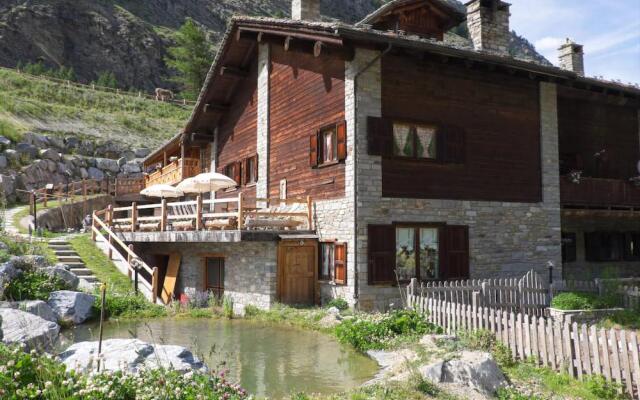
59, 318, 379, 399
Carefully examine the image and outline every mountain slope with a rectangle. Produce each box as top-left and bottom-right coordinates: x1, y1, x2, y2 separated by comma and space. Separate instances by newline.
0, 0, 549, 91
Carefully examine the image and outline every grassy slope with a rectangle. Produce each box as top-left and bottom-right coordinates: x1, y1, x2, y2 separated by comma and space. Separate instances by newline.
0, 68, 191, 148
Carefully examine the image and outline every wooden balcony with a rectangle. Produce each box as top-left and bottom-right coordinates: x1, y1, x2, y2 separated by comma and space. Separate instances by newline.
560, 176, 640, 209
144, 158, 200, 187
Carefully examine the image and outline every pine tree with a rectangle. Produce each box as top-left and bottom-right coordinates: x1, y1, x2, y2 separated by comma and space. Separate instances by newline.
165, 18, 213, 100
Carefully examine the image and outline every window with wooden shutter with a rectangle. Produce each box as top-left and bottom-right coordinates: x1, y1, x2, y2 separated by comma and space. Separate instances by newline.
438, 124, 466, 164
624, 232, 640, 261
244, 155, 258, 185
368, 224, 396, 285
336, 121, 347, 161
309, 131, 319, 167
442, 225, 469, 280
233, 161, 242, 187
367, 117, 394, 156
334, 243, 347, 285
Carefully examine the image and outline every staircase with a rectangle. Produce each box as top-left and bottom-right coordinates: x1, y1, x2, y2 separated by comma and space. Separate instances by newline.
49, 239, 100, 287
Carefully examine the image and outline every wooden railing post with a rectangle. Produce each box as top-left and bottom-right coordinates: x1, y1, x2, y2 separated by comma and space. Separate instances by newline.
307, 195, 313, 230
152, 267, 159, 304
106, 204, 113, 227
131, 202, 138, 232
237, 193, 244, 230
91, 212, 97, 241
161, 199, 167, 232
127, 244, 134, 278
196, 195, 203, 230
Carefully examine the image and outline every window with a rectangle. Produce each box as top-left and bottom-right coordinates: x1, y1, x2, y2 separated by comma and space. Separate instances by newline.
310, 121, 347, 167
319, 242, 346, 285
624, 232, 640, 261
585, 232, 625, 262
561, 232, 577, 263
396, 226, 440, 281
368, 224, 468, 285
244, 155, 258, 185
205, 257, 224, 298
393, 123, 437, 159
223, 162, 241, 188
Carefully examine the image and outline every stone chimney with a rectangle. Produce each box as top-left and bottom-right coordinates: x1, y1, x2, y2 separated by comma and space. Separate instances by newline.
466, 0, 511, 56
291, 0, 321, 21
558, 39, 585, 76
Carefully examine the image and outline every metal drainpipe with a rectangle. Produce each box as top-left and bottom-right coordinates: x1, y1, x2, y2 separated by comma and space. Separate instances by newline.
352, 43, 392, 306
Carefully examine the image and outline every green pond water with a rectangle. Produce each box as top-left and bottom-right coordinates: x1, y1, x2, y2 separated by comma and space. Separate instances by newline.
59, 318, 379, 399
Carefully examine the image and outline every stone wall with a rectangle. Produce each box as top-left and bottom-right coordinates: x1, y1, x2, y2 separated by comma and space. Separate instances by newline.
466, 0, 511, 56
349, 49, 562, 311
37, 195, 113, 231
136, 241, 278, 313
562, 216, 640, 280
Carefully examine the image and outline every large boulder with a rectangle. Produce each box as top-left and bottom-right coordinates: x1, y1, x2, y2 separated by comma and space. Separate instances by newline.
0, 135, 11, 148
47, 291, 95, 324
39, 148, 61, 162
121, 161, 141, 175
60, 339, 206, 373
0, 174, 16, 202
135, 148, 150, 158
0, 263, 21, 299
0, 155, 7, 169
23, 132, 49, 149
48, 136, 65, 150
1, 300, 57, 322
6, 255, 48, 272
15, 143, 38, 160
0, 308, 60, 350
42, 265, 79, 290
95, 158, 119, 173
420, 351, 507, 397
87, 167, 104, 180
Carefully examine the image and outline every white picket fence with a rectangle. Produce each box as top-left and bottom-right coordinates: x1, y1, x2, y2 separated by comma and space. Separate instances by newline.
409, 295, 640, 399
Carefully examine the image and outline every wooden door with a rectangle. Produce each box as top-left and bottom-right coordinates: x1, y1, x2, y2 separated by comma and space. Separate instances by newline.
278, 240, 317, 305
161, 253, 181, 304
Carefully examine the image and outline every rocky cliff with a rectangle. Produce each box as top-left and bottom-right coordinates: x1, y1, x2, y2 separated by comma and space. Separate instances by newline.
0, 0, 549, 91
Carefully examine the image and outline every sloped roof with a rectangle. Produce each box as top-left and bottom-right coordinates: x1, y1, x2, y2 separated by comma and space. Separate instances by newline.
358, 0, 466, 26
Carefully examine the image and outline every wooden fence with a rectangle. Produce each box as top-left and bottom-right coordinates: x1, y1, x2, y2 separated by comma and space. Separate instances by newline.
409, 295, 640, 399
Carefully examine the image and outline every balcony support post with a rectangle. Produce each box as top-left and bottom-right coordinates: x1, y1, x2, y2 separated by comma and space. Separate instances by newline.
161, 199, 167, 232
131, 202, 137, 233
238, 193, 244, 230
196, 195, 203, 230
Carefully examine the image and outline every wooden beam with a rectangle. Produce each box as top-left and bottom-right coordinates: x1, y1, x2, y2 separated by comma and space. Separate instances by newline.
204, 103, 230, 114
284, 36, 294, 51
190, 132, 213, 143
220, 66, 248, 78
314, 41, 324, 57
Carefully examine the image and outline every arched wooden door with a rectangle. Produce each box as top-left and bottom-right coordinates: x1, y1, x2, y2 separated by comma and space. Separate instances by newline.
278, 239, 317, 305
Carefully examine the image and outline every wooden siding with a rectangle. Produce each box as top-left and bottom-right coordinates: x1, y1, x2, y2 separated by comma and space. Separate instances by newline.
380, 54, 542, 203
558, 87, 639, 180
216, 59, 259, 199
269, 46, 346, 200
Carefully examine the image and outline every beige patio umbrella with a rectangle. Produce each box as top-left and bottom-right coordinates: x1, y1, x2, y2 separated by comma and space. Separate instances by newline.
140, 184, 184, 199
176, 172, 237, 194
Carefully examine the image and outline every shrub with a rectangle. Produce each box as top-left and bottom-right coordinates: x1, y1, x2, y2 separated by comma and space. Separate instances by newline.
100, 293, 167, 319
326, 298, 349, 311
599, 309, 640, 330
459, 330, 515, 368
0, 343, 250, 399
0, 250, 10, 263
243, 304, 260, 317
551, 292, 619, 310
3, 271, 68, 301
335, 309, 441, 352
222, 296, 234, 319
584, 375, 628, 400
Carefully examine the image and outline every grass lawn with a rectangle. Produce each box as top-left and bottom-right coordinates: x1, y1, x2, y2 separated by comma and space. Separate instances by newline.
296, 380, 460, 400
69, 234, 133, 294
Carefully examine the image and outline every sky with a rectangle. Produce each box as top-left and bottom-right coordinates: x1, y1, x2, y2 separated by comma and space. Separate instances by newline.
508, 0, 640, 85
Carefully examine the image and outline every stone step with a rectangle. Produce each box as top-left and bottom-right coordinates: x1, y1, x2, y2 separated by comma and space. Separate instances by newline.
54, 250, 78, 256
63, 262, 86, 268
50, 244, 72, 248
70, 268, 93, 276
49, 241, 70, 246
58, 256, 82, 263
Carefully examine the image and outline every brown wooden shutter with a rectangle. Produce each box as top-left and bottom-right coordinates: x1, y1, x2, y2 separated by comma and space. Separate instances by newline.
309, 131, 319, 167
336, 121, 347, 161
334, 243, 347, 285
368, 224, 396, 285
253, 155, 259, 181
438, 124, 466, 164
442, 225, 469, 280
233, 161, 242, 186
367, 117, 394, 156
241, 158, 248, 186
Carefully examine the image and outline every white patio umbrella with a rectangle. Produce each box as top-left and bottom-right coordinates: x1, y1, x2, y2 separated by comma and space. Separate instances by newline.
176, 172, 237, 194
140, 184, 184, 199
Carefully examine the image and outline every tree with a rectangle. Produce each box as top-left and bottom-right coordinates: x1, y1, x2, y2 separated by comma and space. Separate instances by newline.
165, 18, 213, 100
94, 71, 118, 89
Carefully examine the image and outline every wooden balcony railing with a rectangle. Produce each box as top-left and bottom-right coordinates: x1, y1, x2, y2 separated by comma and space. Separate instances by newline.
144, 158, 200, 187
560, 176, 640, 208
101, 195, 313, 234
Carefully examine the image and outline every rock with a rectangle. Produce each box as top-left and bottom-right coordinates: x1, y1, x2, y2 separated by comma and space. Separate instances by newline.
39, 148, 61, 162
95, 158, 120, 173
65, 136, 80, 149
135, 148, 150, 158
4, 149, 19, 165
0, 135, 11, 148
80, 167, 89, 179
78, 141, 95, 156
121, 161, 141, 175
421, 352, 507, 397
0, 174, 16, 202
122, 150, 136, 161
318, 313, 341, 328
42, 265, 79, 290
15, 142, 38, 159
77, 279, 97, 293
7, 255, 48, 272
0, 156, 7, 169
0, 262, 21, 281
87, 167, 104, 180
117, 157, 127, 167
6, 300, 58, 322
60, 339, 206, 373
48, 136, 65, 150
327, 306, 341, 315
23, 132, 49, 148
47, 291, 96, 324
366, 349, 419, 384
0, 308, 60, 350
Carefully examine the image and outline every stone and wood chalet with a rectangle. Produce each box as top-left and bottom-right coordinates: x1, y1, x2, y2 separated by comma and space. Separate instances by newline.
100, 0, 640, 312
